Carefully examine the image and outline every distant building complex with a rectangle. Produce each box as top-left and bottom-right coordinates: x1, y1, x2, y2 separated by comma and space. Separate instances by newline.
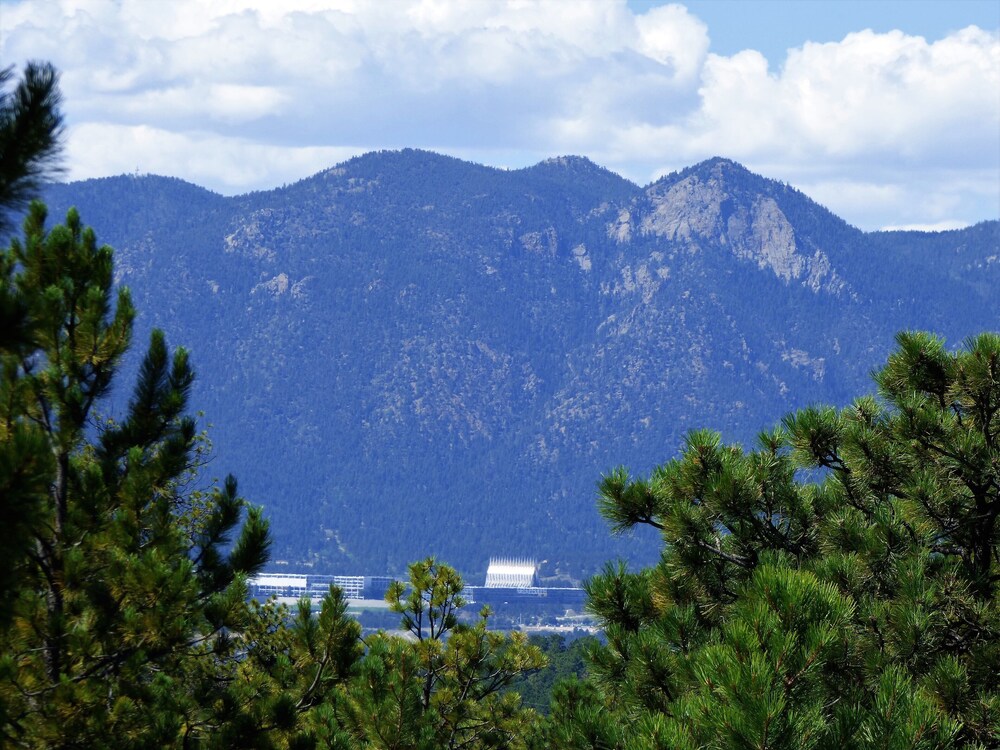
248, 574, 393, 602
248, 556, 585, 611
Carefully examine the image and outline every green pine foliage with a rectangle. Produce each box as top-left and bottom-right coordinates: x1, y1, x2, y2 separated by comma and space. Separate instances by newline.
0, 62, 64, 234
0, 203, 377, 748
334, 558, 547, 750
0, 203, 388, 750
0, 203, 270, 746
507, 634, 598, 714
536, 331, 1000, 750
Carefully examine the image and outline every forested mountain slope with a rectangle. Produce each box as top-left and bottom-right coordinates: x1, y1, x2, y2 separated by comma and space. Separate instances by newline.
36, 151, 999, 580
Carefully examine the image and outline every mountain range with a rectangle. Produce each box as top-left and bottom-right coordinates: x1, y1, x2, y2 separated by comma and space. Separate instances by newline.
35, 150, 999, 582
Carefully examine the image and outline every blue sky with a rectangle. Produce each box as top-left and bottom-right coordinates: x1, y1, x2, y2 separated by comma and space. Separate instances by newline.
2, 0, 997, 230
649, 1, 1000, 63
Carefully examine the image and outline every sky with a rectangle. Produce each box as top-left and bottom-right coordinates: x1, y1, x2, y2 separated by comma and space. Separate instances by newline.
2, 0, 998, 231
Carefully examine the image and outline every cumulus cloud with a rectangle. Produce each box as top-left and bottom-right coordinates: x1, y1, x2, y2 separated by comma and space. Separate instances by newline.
65, 123, 361, 192
1, 0, 997, 228
634, 3, 709, 81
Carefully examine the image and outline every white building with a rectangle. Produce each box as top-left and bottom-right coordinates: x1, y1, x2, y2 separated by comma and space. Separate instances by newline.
484, 557, 538, 588
248, 573, 366, 600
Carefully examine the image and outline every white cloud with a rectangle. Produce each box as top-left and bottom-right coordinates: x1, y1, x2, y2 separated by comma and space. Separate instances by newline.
880, 221, 971, 232
634, 3, 709, 81
1, 0, 997, 228
787, 166, 999, 231
65, 123, 362, 192
116, 84, 289, 125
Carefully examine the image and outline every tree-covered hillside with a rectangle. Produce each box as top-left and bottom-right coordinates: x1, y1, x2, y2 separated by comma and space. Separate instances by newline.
36, 151, 1000, 580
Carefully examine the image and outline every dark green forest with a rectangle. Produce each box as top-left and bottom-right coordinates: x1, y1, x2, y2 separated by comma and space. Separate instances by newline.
2, 63, 998, 749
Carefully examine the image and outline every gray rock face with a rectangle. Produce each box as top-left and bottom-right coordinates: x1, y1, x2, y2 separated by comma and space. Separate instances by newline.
641, 172, 727, 242
634, 161, 846, 294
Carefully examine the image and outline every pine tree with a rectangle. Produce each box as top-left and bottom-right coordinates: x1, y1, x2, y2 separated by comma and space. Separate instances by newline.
538, 332, 1000, 749
0, 203, 273, 747
337, 558, 547, 749
210, 587, 363, 750
0, 62, 64, 234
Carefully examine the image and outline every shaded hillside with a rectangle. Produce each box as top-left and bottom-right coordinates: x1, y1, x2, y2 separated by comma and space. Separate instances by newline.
37, 151, 999, 581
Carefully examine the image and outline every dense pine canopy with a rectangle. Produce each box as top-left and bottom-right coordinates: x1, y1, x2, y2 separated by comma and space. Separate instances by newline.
534, 331, 1000, 749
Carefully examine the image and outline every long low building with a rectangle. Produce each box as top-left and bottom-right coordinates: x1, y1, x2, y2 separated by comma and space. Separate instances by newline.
248, 574, 393, 601
248, 563, 586, 612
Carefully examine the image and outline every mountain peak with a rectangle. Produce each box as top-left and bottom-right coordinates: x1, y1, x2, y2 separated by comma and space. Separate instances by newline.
518, 155, 638, 202
525, 155, 634, 182
536, 155, 602, 170
649, 157, 756, 190
332, 148, 491, 176
692, 155, 744, 171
